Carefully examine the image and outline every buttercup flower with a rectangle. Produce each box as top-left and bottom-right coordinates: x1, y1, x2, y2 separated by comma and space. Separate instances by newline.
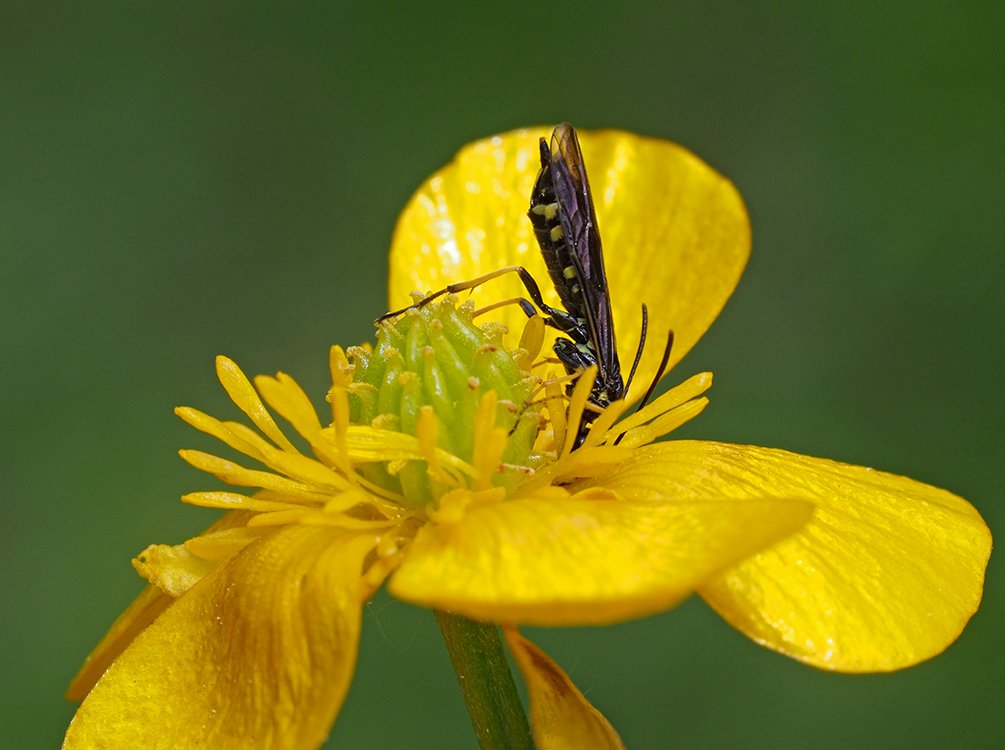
64, 127, 991, 749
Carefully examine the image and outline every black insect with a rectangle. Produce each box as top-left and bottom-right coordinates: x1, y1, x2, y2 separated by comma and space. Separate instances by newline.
379, 123, 663, 447
527, 123, 625, 437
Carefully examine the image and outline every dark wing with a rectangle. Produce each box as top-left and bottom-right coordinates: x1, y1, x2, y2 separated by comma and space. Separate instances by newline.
548, 123, 622, 392
529, 135, 585, 322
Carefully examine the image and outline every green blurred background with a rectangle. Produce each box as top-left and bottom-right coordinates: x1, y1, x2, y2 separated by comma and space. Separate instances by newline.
3, 2, 1002, 747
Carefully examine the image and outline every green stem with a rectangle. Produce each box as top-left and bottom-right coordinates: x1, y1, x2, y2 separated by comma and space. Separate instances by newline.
435, 610, 535, 750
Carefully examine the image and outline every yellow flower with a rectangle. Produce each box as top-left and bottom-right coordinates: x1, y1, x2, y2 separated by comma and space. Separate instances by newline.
64, 127, 991, 749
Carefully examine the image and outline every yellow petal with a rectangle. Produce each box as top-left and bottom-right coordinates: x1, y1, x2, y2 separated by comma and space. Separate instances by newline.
389, 490, 811, 625
597, 441, 992, 671
504, 629, 624, 750
183, 526, 273, 561
388, 126, 749, 396
132, 542, 217, 597
65, 584, 172, 701
64, 526, 381, 750
66, 510, 255, 701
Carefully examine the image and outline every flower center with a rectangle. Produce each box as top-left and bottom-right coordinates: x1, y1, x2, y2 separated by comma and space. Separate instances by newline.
338, 297, 543, 507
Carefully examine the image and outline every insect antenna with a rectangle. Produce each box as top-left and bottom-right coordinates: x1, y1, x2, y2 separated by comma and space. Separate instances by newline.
636, 328, 674, 413
613, 328, 674, 446
622, 303, 649, 396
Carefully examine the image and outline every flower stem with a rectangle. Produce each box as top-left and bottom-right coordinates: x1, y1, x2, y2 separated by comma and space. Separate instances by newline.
435, 610, 535, 750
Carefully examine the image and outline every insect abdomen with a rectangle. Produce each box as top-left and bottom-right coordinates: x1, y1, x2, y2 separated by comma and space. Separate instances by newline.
528, 145, 588, 322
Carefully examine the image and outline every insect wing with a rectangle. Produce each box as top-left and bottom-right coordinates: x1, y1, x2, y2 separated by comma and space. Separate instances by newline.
548, 124, 621, 392
529, 138, 585, 321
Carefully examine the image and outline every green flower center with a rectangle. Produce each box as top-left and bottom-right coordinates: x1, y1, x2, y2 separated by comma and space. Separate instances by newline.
344, 298, 542, 506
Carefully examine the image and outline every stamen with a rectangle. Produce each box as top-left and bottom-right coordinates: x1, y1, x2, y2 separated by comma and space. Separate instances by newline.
306, 431, 408, 505
518, 311, 542, 371
427, 487, 506, 525
615, 397, 709, 448
606, 372, 713, 439
215, 356, 298, 453
426, 488, 469, 525
254, 372, 324, 441
364, 533, 406, 587
370, 413, 400, 431
472, 391, 506, 491
544, 377, 568, 452
579, 398, 631, 450
177, 409, 364, 496
259, 443, 349, 488
322, 489, 380, 515
417, 405, 457, 486
329, 345, 354, 388
548, 445, 631, 482
180, 491, 301, 512
183, 527, 270, 561
376, 535, 399, 558
175, 407, 265, 464
182, 297, 543, 530
500, 462, 535, 477
246, 509, 395, 529
178, 451, 335, 501
561, 365, 598, 458
339, 425, 476, 481
223, 419, 289, 462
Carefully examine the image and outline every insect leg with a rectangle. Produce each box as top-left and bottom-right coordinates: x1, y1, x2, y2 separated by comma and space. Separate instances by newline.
471, 297, 538, 319
377, 265, 556, 323
377, 265, 584, 342
377, 266, 530, 322
470, 288, 582, 343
